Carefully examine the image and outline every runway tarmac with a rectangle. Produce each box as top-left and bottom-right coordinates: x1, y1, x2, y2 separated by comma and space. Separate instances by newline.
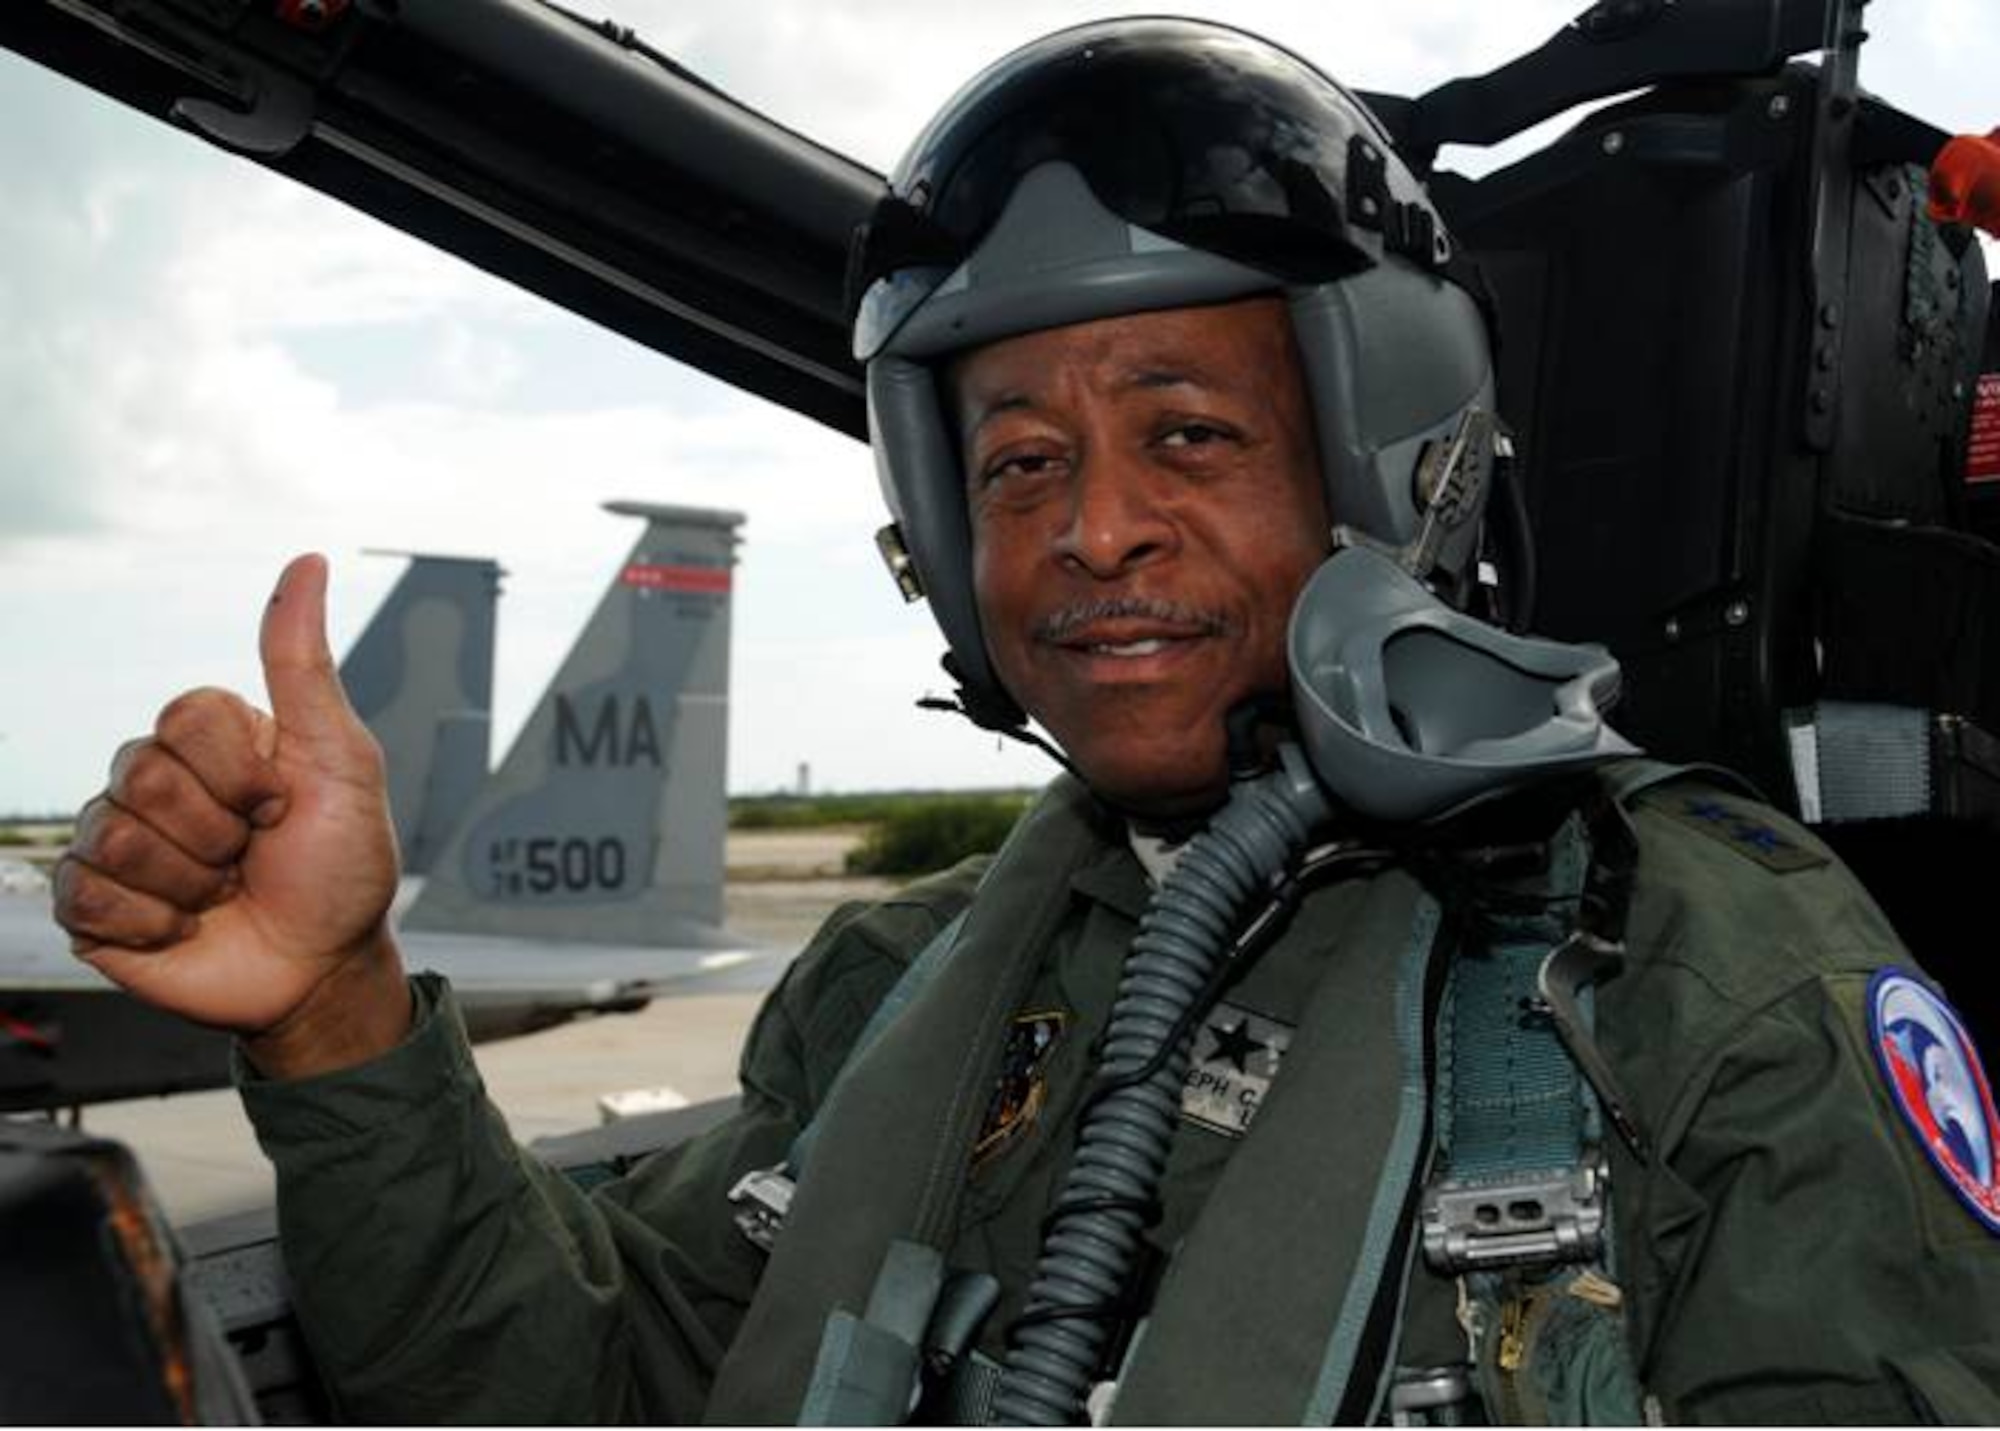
57, 837, 897, 1226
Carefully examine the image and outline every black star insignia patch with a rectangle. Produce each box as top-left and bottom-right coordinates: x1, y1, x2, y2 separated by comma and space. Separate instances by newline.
1205, 1016, 1267, 1074
1181, 1001, 1293, 1138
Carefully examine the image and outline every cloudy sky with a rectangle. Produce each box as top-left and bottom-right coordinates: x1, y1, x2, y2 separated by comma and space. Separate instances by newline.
1, 0, 1994, 815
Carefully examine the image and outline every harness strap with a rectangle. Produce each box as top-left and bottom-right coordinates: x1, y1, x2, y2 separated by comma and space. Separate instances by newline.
1423, 815, 1606, 1275
728, 910, 971, 1253
794, 910, 969, 1179
1105, 870, 1453, 1425
707, 779, 1110, 1425
1304, 893, 1449, 1424
799, 1241, 943, 1425
1408, 759, 1724, 1425
730, 916, 996, 1420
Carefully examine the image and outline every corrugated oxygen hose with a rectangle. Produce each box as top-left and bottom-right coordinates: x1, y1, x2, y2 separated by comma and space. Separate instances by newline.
990, 745, 1332, 1425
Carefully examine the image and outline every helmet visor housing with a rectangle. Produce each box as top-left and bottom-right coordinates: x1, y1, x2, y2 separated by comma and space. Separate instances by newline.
852, 18, 1432, 361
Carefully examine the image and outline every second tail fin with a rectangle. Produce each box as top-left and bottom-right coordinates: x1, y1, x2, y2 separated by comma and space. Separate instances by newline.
340, 553, 503, 875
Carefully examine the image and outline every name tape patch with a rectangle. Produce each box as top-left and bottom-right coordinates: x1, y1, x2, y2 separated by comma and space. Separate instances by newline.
1868, 968, 2000, 1234
1181, 1001, 1294, 1138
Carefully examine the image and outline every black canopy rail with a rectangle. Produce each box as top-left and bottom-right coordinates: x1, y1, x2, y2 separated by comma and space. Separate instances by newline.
0, 0, 884, 438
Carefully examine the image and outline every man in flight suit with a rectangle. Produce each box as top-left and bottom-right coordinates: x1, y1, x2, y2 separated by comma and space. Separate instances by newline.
52, 18, 2000, 1425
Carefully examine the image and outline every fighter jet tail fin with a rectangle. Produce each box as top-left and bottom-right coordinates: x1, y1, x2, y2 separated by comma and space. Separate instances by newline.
402, 502, 744, 947
339, 553, 503, 875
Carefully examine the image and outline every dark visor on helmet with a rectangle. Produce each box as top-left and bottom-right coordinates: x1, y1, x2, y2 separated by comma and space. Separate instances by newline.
850, 19, 1410, 357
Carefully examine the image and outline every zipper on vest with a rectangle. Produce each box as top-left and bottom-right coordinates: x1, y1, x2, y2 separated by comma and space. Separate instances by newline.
1487, 1269, 1625, 1425
1491, 1284, 1558, 1425
1496, 1299, 1529, 1376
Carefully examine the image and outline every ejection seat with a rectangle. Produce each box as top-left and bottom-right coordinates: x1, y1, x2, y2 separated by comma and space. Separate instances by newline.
1366, 0, 2000, 1052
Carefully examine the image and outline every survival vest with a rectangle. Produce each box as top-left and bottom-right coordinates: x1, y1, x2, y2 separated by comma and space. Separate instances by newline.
704, 760, 1736, 1425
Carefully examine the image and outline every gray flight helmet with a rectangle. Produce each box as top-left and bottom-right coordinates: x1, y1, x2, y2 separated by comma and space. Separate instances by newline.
853, 17, 1497, 727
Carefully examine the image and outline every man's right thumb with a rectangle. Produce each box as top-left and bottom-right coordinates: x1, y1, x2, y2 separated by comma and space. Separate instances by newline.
260, 554, 358, 744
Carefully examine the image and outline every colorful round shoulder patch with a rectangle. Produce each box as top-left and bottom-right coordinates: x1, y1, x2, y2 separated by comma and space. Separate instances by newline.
1868, 968, 2000, 1234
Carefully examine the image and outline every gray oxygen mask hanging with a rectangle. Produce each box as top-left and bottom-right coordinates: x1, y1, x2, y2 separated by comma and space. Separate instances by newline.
1286, 543, 1637, 824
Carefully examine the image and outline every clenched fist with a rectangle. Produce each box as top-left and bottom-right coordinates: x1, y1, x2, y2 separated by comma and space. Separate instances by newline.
53, 555, 412, 1077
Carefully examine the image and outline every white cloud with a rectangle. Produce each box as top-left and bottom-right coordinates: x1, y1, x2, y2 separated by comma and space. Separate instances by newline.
429, 322, 529, 404
166, 171, 545, 336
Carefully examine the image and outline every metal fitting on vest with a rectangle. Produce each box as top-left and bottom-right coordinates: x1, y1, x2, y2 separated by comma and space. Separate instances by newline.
1389, 1363, 1476, 1425
1537, 933, 1653, 1160
728, 1166, 796, 1252
1419, 1149, 1609, 1273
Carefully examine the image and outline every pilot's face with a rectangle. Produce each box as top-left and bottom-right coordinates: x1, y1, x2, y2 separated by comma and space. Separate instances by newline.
951, 297, 1330, 820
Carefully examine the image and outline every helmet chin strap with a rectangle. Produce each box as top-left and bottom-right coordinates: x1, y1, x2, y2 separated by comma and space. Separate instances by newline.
912, 685, 1265, 845
914, 662, 1078, 779
917, 678, 1306, 843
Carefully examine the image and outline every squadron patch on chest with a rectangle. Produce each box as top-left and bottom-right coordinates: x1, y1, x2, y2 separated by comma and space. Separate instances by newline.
973, 1010, 1066, 1167
1180, 1001, 1294, 1138
1868, 968, 2000, 1235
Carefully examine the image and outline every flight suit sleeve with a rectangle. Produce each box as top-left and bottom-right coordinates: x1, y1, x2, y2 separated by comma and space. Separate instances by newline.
235, 862, 984, 1425
1628, 973, 2000, 1424
1607, 792, 2000, 1424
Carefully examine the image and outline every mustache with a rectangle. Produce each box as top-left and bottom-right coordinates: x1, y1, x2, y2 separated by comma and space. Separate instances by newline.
1032, 597, 1229, 643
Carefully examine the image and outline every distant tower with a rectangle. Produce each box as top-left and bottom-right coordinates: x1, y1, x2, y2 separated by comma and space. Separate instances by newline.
796, 762, 812, 798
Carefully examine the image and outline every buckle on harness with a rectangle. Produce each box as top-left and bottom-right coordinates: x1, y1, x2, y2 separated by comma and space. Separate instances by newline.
728, 1166, 795, 1252
1420, 1148, 1608, 1272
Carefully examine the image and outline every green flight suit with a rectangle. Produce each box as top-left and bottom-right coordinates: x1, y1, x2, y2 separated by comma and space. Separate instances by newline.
238, 772, 2000, 1424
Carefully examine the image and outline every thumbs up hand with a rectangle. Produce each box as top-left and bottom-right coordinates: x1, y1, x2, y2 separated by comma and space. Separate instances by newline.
54, 556, 412, 1075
